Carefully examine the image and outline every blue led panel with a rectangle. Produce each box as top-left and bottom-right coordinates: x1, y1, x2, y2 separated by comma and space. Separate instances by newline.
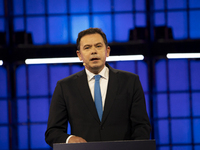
0, 100, 8, 124
135, 13, 146, 27
27, 17, 46, 45
190, 11, 200, 39
135, 0, 146, 11
69, 0, 89, 13
154, 12, 165, 26
14, 17, 24, 31
0, 127, 9, 150
192, 93, 200, 116
115, 61, 135, 73
191, 60, 200, 90
48, 16, 68, 44
0, 67, 7, 97
48, 0, 67, 14
114, 13, 134, 42
18, 125, 28, 149
0, 18, 4, 31
50, 65, 70, 95
138, 61, 148, 92
154, 0, 165, 10
169, 59, 189, 91
0, 0, 4, 15
13, 0, 23, 15
172, 146, 192, 150
155, 59, 167, 92
189, 0, 200, 8
159, 147, 170, 150
70, 15, 89, 44
195, 146, 200, 150
114, 0, 133, 11
16, 65, 26, 97
168, 12, 188, 39
71, 64, 84, 74
92, 14, 112, 43
145, 94, 150, 117
30, 98, 49, 122
26, 0, 45, 14
28, 65, 48, 96
92, 0, 111, 12
171, 119, 191, 143
30, 124, 50, 149
170, 93, 190, 117
107, 62, 115, 68
17, 99, 27, 123
156, 94, 168, 118
157, 120, 169, 144
167, 0, 187, 9
193, 119, 200, 143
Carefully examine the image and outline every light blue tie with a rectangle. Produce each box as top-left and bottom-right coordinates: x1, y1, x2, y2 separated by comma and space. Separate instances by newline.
94, 75, 103, 121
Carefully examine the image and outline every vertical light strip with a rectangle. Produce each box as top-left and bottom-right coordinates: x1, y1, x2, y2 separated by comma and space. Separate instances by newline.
167, 53, 200, 59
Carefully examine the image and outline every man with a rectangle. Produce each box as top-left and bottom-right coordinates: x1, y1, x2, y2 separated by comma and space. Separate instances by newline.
45, 28, 151, 147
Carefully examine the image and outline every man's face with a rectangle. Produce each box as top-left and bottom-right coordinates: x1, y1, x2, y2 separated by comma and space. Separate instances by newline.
77, 33, 110, 74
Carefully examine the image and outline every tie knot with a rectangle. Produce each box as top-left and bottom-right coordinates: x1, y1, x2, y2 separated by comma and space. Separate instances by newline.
95, 75, 101, 81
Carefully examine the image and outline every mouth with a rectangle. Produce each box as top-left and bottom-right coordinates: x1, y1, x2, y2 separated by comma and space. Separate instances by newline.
90, 58, 100, 61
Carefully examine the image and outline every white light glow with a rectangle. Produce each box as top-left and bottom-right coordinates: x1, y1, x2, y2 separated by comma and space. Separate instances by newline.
167, 53, 200, 59
25, 55, 144, 64
0, 60, 3, 66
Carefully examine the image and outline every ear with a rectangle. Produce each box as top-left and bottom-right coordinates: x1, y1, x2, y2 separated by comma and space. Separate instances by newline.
76, 50, 82, 61
106, 46, 111, 57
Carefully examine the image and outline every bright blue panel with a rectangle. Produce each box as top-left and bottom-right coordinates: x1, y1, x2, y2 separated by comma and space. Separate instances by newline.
114, 0, 133, 11
70, 15, 89, 44
156, 94, 168, 118
170, 93, 190, 117
171, 119, 191, 143
158, 120, 169, 144
48, 16, 68, 44
0, 0, 4, 15
172, 146, 192, 150
189, 0, 200, 8
192, 93, 200, 116
0, 127, 9, 150
0, 100, 8, 123
159, 146, 170, 150
135, 13, 146, 27
67, 122, 71, 134
190, 11, 200, 39
27, 17, 46, 45
195, 146, 200, 150
155, 59, 167, 91
69, 0, 89, 13
193, 119, 200, 143
169, 59, 189, 91
18, 125, 28, 149
145, 94, 150, 117
138, 61, 148, 92
13, 0, 23, 15
92, 14, 112, 43
114, 13, 134, 42
107, 62, 115, 68
30, 124, 50, 149
115, 61, 135, 73
168, 12, 188, 39
30, 98, 49, 122
191, 60, 200, 90
16, 65, 26, 97
135, 0, 146, 11
167, 0, 187, 9
17, 99, 27, 123
48, 0, 67, 14
14, 17, 24, 31
71, 64, 84, 74
0, 67, 7, 97
92, 0, 111, 12
50, 65, 70, 95
0, 18, 4, 31
28, 65, 48, 96
26, 0, 45, 14
154, 12, 165, 26
154, 0, 164, 10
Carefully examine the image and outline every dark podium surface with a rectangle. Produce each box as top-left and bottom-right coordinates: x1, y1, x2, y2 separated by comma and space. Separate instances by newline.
53, 140, 156, 150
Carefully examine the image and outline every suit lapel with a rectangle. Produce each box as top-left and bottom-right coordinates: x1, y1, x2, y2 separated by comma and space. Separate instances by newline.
76, 70, 100, 123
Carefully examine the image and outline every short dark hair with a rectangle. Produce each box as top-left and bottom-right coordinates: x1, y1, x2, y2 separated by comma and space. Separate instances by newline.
76, 28, 108, 50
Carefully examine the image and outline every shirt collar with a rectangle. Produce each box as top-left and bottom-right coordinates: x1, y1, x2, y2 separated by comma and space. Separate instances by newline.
85, 66, 109, 81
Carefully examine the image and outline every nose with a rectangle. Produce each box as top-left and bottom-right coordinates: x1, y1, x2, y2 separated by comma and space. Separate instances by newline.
91, 46, 97, 54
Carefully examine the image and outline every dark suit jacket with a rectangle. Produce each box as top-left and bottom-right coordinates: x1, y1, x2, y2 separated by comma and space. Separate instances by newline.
45, 64, 151, 147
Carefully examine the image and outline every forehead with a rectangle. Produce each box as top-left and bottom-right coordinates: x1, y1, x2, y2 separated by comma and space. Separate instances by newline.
80, 33, 104, 46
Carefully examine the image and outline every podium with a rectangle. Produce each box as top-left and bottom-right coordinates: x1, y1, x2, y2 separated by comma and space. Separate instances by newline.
53, 140, 156, 150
